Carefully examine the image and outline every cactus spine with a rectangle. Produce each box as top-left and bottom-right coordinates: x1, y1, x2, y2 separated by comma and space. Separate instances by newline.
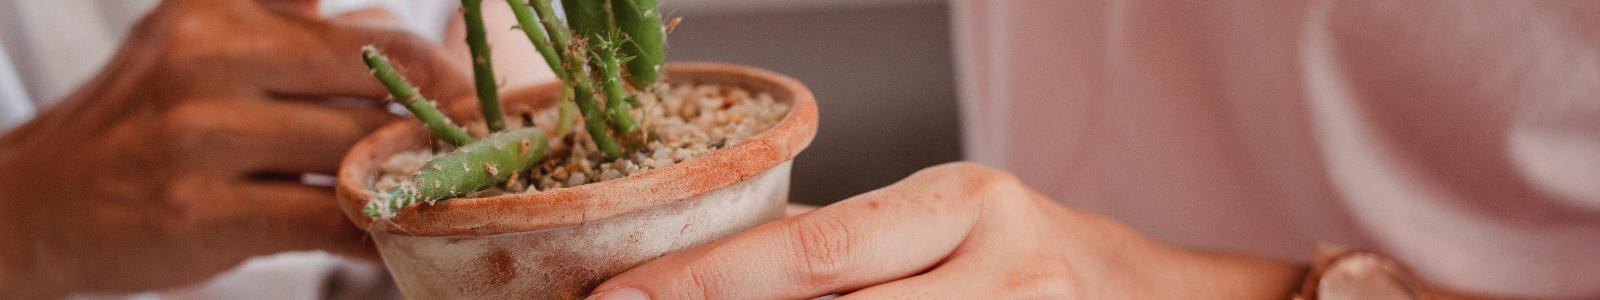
361, 47, 474, 147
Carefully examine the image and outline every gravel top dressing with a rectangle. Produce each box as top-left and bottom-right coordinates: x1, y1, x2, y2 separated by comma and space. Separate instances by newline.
375, 83, 790, 199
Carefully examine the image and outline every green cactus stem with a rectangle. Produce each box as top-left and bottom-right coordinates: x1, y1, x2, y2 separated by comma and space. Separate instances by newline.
529, 0, 573, 62
364, 127, 549, 217
507, 0, 579, 136
556, 85, 578, 135
611, 0, 664, 89
591, 35, 639, 133
462, 0, 507, 132
517, 0, 625, 160
506, 0, 565, 80
561, 41, 625, 161
362, 47, 474, 147
562, 0, 611, 44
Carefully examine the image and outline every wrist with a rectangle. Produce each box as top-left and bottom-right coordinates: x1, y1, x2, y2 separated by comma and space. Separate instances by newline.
0, 173, 66, 299
0, 229, 49, 299
1152, 246, 1306, 299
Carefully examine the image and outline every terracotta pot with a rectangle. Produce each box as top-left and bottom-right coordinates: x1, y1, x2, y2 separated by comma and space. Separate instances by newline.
335, 63, 818, 299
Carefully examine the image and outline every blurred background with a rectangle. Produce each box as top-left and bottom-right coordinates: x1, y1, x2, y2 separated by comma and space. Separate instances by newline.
661, 0, 960, 206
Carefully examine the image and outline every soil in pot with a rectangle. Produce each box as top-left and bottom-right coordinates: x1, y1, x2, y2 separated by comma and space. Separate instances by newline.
373, 81, 791, 206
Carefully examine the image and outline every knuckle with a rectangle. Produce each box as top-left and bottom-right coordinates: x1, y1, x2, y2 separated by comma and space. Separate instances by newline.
360, 29, 429, 57
169, 14, 223, 41
925, 162, 1025, 203
163, 17, 243, 59
788, 213, 855, 288
156, 177, 212, 232
384, 30, 430, 49
162, 15, 306, 65
1002, 258, 1083, 298
159, 103, 234, 153
367, 31, 454, 84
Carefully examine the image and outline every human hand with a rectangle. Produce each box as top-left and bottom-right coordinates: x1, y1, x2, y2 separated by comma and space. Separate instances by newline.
0, 0, 469, 297
590, 162, 1306, 299
443, 0, 561, 90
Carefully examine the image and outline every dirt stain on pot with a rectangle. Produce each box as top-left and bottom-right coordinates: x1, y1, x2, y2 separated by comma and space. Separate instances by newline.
464, 248, 518, 289
534, 248, 609, 299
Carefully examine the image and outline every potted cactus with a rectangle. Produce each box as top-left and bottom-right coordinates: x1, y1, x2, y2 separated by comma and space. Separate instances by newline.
335, 0, 817, 298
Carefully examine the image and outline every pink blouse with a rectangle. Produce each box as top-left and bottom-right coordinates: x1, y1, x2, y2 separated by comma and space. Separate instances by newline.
953, 1, 1600, 297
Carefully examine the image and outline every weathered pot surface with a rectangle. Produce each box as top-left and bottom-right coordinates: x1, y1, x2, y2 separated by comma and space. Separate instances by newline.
335, 62, 818, 299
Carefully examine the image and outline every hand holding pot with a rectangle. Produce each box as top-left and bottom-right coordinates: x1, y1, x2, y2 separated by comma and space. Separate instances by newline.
591, 162, 1307, 299
0, 0, 469, 298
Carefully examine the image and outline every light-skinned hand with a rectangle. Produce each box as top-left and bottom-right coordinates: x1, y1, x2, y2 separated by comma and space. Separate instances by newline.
589, 162, 1307, 299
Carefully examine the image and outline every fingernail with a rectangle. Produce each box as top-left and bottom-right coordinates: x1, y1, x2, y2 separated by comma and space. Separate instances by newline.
587, 287, 648, 300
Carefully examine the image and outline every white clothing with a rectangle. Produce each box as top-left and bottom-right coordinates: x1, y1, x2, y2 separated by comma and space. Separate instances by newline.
954, 1, 1600, 298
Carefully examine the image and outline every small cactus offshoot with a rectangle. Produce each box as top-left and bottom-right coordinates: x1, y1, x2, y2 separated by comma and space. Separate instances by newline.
592, 33, 640, 134
361, 47, 474, 147
363, 127, 549, 217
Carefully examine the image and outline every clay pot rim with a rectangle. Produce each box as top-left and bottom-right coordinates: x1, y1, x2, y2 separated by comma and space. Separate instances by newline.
335, 62, 818, 237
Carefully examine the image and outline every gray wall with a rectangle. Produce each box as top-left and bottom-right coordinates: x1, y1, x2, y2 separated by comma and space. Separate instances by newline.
664, 2, 962, 205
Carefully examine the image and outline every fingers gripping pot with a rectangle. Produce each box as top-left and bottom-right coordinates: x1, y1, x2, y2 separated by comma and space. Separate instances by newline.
335, 63, 818, 299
